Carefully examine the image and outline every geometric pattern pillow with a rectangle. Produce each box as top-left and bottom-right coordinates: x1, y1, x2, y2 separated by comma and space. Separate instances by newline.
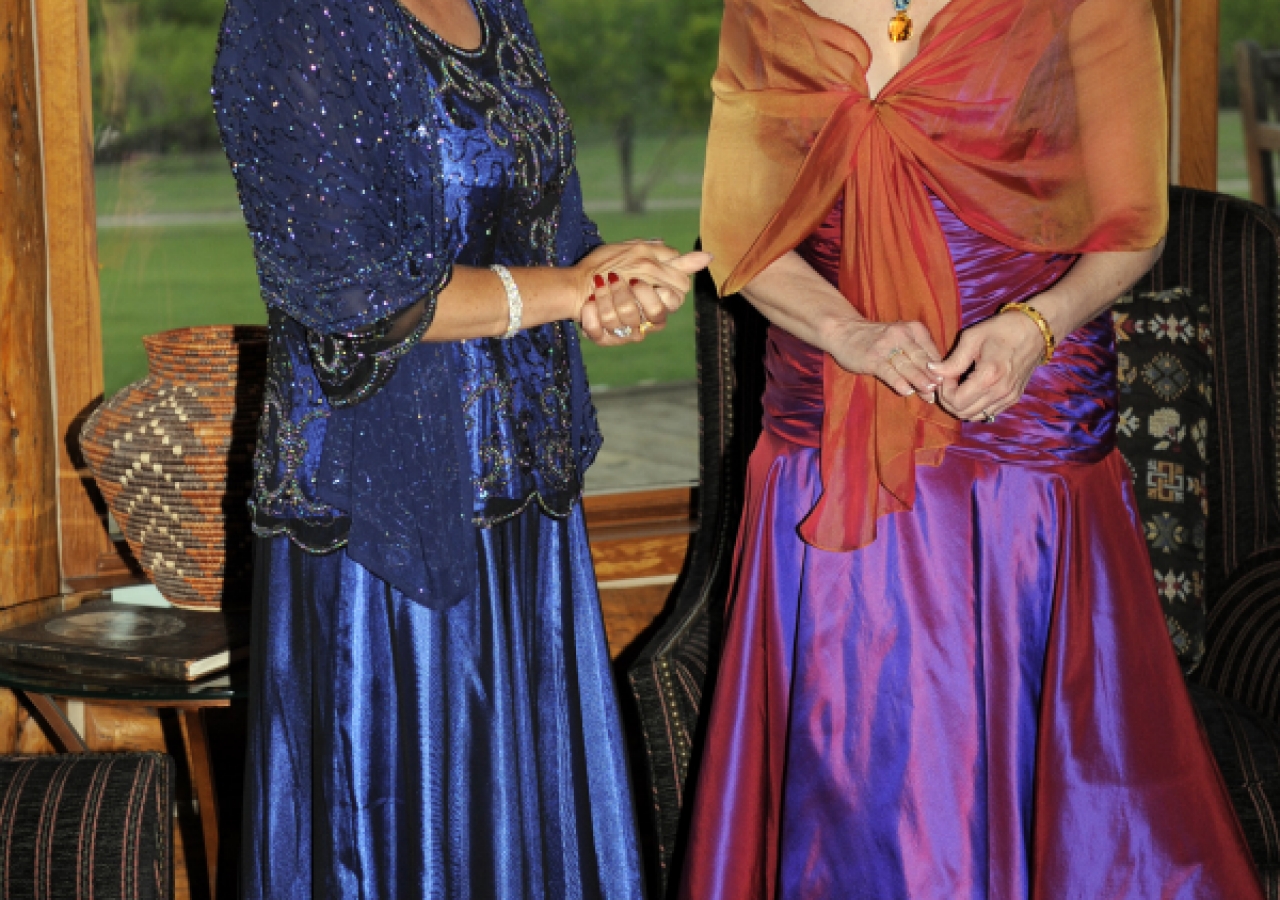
1112, 286, 1214, 671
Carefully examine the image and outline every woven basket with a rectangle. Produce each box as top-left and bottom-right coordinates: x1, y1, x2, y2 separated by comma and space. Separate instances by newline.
80, 325, 267, 610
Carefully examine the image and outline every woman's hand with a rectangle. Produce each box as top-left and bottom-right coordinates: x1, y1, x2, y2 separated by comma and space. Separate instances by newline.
825, 318, 944, 402
577, 247, 712, 347
928, 309, 1045, 422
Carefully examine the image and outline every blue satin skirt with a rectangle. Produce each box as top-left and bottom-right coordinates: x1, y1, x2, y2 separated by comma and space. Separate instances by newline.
241, 506, 645, 899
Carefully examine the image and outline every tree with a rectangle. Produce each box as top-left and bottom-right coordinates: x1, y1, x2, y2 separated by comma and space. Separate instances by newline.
528, 0, 720, 212
89, 0, 226, 157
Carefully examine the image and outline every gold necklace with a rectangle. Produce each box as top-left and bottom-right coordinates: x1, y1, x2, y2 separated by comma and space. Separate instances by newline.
889, 0, 913, 42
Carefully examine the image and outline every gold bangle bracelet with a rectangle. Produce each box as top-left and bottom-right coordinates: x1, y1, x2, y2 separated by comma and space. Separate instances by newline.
1001, 301, 1055, 364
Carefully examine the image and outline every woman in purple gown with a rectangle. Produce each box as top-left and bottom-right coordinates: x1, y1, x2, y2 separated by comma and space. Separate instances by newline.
678, 0, 1265, 896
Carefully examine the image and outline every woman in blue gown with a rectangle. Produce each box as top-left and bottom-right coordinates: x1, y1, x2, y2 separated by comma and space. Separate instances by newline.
213, 0, 707, 894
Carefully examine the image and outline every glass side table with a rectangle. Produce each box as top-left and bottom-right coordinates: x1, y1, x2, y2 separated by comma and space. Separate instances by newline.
0, 633, 248, 900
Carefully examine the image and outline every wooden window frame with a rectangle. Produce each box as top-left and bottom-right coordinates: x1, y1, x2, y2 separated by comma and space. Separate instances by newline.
27, 0, 1220, 602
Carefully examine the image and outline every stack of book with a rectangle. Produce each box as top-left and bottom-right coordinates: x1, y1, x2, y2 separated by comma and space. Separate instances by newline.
0, 586, 249, 681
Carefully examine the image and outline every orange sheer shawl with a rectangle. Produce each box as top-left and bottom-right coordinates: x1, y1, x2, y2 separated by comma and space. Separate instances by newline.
702, 0, 1168, 552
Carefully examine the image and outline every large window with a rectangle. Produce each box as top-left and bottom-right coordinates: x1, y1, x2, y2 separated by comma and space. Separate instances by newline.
91, 0, 261, 397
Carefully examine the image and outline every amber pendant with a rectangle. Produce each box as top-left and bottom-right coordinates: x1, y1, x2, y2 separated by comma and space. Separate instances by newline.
888, 10, 913, 42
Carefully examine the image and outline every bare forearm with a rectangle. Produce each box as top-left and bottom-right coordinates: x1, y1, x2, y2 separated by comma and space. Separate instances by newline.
739, 251, 863, 354
421, 264, 585, 342
741, 250, 944, 399
1029, 241, 1165, 342
933, 239, 1167, 422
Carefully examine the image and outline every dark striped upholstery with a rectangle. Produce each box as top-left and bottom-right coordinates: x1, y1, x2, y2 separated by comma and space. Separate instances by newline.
627, 188, 1280, 896
1189, 684, 1280, 899
1195, 546, 1280, 894
0, 753, 173, 900
1136, 189, 1280, 595
1141, 190, 1280, 894
1200, 547, 1280, 723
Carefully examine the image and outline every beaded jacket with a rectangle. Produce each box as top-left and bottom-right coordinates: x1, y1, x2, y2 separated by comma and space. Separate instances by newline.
212, 0, 603, 609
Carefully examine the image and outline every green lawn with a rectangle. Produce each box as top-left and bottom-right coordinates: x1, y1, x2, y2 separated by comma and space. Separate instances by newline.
573, 127, 707, 205
1219, 109, 1249, 196
98, 225, 266, 393
96, 152, 244, 216
96, 138, 704, 396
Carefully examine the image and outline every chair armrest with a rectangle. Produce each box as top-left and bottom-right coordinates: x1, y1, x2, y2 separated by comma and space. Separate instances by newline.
1195, 546, 1280, 728
0, 751, 174, 899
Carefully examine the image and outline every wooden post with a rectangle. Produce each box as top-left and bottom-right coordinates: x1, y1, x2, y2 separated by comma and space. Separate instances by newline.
1152, 0, 1176, 109
1171, 0, 1220, 190
35, 0, 115, 584
0, 0, 61, 607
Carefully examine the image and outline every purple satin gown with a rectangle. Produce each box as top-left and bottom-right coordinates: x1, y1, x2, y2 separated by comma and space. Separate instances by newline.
678, 197, 1263, 899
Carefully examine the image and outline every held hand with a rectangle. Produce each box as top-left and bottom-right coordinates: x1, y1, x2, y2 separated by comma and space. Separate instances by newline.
929, 310, 1045, 422
580, 250, 712, 347
574, 242, 698, 304
826, 318, 944, 402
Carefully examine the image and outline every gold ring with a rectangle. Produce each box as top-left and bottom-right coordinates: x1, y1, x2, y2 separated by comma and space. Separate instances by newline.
639, 321, 655, 335
887, 346, 905, 359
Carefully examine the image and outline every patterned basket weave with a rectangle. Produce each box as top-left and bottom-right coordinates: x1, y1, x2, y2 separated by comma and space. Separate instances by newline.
80, 325, 267, 610
0, 753, 173, 900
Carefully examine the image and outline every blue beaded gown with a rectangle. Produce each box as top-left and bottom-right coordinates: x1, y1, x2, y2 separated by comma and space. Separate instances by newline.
233, 3, 646, 897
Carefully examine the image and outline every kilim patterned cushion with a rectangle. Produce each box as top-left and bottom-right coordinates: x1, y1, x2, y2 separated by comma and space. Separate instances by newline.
0, 753, 173, 900
1113, 286, 1214, 670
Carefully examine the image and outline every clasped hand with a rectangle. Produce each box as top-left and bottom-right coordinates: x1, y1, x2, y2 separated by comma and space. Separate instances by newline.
573, 241, 712, 347
830, 309, 1046, 421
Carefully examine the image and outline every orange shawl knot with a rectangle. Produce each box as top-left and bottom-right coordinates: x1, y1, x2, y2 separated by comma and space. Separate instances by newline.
702, 0, 1168, 551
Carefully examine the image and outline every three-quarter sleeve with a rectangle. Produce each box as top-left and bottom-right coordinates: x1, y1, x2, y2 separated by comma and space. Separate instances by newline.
305, 272, 450, 407
214, 0, 450, 376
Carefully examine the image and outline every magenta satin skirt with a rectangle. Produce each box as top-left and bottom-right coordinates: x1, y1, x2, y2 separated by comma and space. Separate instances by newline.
678, 198, 1263, 899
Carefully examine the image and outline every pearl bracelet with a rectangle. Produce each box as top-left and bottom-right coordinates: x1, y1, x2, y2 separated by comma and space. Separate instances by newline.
491, 264, 523, 339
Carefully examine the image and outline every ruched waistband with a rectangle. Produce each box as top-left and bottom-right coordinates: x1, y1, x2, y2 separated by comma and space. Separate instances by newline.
761, 324, 1117, 467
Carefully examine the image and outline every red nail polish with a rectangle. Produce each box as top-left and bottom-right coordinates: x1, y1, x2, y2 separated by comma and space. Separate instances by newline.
607, 272, 620, 284
593, 274, 606, 289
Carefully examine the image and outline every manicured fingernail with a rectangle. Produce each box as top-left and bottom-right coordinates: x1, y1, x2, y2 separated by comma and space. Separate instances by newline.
926, 362, 940, 371
607, 272, 621, 284
593, 274, 606, 289
924, 392, 936, 404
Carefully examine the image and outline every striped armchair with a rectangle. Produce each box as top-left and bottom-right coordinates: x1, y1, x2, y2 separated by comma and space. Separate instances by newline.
0, 752, 174, 899
626, 187, 1280, 896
